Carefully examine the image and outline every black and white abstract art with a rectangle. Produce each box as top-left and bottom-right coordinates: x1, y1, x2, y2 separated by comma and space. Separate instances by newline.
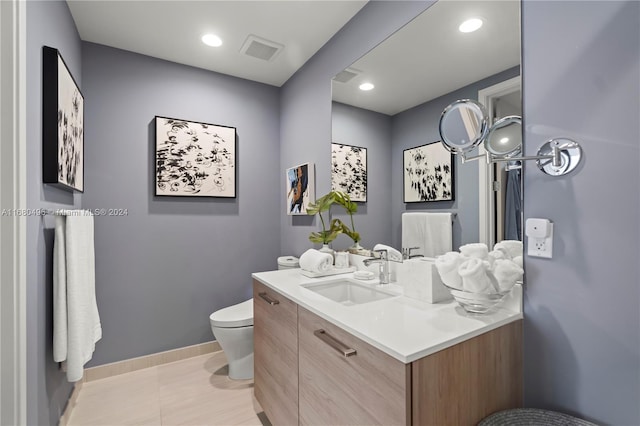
43, 46, 84, 192
155, 117, 236, 197
403, 142, 454, 202
331, 143, 367, 202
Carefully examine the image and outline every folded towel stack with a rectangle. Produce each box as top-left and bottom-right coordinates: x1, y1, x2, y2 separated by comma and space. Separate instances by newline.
299, 249, 333, 274
434, 241, 524, 294
373, 244, 403, 262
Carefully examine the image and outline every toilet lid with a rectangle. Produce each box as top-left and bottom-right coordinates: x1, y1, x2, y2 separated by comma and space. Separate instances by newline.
277, 256, 299, 268
210, 299, 253, 328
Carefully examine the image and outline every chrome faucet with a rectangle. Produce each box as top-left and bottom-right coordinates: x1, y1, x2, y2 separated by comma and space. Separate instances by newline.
402, 246, 424, 260
363, 249, 391, 284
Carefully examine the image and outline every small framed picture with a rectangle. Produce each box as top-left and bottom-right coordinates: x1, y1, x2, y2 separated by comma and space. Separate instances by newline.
403, 142, 454, 202
286, 162, 314, 215
42, 46, 84, 192
331, 143, 367, 202
155, 116, 236, 197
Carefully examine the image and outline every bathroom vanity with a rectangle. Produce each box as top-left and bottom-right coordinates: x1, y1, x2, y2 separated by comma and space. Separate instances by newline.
252, 269, 523, 426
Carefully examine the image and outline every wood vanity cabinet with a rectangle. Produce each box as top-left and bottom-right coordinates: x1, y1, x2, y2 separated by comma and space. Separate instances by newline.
253, 280, 299, 426
253, 279, 523, 426
298, 306, 411, 425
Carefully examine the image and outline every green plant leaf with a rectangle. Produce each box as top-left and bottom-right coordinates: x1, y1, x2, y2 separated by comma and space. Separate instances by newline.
333, 190, 358, 214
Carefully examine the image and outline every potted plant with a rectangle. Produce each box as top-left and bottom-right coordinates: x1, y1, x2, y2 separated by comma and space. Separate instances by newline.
332, 191, 362, 251
307, 192, 342, 253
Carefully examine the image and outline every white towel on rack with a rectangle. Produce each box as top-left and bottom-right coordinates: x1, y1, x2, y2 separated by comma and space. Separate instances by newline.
53, 211, 102, 382
402, 212, 452, 258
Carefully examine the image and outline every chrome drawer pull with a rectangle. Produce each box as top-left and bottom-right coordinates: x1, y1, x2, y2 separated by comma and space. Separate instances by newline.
258, 292, 279, 305
314, 329, 357, 357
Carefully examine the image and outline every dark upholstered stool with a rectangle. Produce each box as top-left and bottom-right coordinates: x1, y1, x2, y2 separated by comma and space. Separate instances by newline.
478, 408, 598, 426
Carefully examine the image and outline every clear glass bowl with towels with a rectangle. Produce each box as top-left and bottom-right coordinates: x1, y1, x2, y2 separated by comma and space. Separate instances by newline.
442, 282, 511, 314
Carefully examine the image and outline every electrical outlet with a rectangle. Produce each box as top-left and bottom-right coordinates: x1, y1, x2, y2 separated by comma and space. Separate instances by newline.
526, 220, 553, 258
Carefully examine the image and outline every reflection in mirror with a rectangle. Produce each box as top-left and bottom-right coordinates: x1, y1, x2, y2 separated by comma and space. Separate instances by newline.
484, 116, 522, 157
331, 0, 521, 254
439, 100, 489, 154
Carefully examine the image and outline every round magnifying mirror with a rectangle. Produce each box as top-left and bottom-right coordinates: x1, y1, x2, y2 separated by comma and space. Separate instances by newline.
439, 99, 490, 154
484, 116, 522, 157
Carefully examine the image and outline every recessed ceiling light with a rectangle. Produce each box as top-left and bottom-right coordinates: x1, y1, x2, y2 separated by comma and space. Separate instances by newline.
459, 18, 483, 33
359, 82, 375, 91
202, 34, 222, 47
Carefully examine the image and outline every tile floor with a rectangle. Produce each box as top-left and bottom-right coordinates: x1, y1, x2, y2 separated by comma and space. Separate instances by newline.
68, 351, 269, 426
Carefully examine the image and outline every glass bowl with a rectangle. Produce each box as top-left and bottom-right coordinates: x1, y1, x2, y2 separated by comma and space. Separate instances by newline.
443, 283, 510, 314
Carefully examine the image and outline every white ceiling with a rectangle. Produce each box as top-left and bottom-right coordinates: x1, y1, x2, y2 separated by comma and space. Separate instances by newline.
331, 0, 521, 115
66, 1, 519, 113
66, 0, 368, 87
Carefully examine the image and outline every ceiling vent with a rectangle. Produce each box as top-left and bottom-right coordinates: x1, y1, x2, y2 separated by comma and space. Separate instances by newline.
333, 68, 360, 83
240, 35, 283, 62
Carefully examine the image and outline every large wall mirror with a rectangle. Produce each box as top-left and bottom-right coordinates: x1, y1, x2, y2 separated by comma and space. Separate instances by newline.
331, 0, 521, 254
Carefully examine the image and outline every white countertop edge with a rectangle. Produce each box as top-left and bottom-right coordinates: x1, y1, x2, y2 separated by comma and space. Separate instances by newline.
252, 270, 523, 364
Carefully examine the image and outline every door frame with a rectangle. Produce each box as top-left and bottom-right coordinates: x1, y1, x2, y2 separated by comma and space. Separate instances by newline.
0, 0, 28, 424
477, 76, 521, 248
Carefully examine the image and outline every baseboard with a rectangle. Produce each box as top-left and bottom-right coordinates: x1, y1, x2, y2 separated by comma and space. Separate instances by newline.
59, 381, 83, 426
84, 340, 220, 382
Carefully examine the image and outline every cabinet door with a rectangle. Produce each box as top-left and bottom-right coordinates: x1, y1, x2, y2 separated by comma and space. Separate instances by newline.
412, 320, 523, 425
298, 306, 410, 426
253, 280, 298, 426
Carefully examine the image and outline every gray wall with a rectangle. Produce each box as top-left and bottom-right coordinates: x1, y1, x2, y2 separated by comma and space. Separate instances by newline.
25, 1, 80, 424
390, 67, 520, 251
81, 43, 281, 366
280, 0, 436, 257
331, 102, 392, 249
521, 1, 639, 425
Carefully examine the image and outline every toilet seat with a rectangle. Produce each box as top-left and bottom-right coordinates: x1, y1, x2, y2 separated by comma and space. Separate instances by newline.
210, 299, 253, 328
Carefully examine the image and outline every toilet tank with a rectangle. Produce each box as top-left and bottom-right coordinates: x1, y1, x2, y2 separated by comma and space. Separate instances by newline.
277, 256, 299, 270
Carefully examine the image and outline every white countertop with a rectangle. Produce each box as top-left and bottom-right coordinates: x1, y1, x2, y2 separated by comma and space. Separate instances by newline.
252, 268, 523, 364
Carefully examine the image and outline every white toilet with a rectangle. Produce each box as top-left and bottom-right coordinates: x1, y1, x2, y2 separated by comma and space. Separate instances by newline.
209, 299, 254, 380
210, 256, 299, 380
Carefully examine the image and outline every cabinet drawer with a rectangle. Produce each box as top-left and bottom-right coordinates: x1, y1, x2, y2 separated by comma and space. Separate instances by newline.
298, 306, 410, 426
253, 280, 298, 426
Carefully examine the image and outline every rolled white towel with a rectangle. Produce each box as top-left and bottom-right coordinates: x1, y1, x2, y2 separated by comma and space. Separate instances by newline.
493, 240, 523, 260
488, 249, 507, 261
434, 251, 465, 290
492, 259, 524, 292
299, 249, 333, 273
373, 244, 403, 262
486, 250, 506, 268
513, 255, 523, 269
458, 257, 495, 293
459, 243, 489, 260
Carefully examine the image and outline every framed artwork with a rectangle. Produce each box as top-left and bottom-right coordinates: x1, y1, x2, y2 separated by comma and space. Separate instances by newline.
43, 46, 84, 192
286, 162, 314, 215
403, 142, 454, 202
331, 143, 367, 202
155, 116, 236, 197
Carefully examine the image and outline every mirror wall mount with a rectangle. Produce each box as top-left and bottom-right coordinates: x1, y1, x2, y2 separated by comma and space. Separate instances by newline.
439, 100, 584, 176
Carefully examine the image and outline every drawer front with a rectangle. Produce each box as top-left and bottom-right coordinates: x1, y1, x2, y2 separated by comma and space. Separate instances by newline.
253, 280, 298, 426
298, 306, 410, 426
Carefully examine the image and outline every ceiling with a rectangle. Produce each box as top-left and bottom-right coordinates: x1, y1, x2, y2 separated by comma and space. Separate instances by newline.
66, 0, 368, 87
66, 1, 519, 114
331, 0, 521, 115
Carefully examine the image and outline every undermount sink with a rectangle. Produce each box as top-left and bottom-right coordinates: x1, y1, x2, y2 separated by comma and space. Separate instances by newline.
301, 279, 398, 306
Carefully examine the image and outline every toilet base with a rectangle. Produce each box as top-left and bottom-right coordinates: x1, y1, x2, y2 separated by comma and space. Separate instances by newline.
228, 353, 254, 380
211, 324, 254, 381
